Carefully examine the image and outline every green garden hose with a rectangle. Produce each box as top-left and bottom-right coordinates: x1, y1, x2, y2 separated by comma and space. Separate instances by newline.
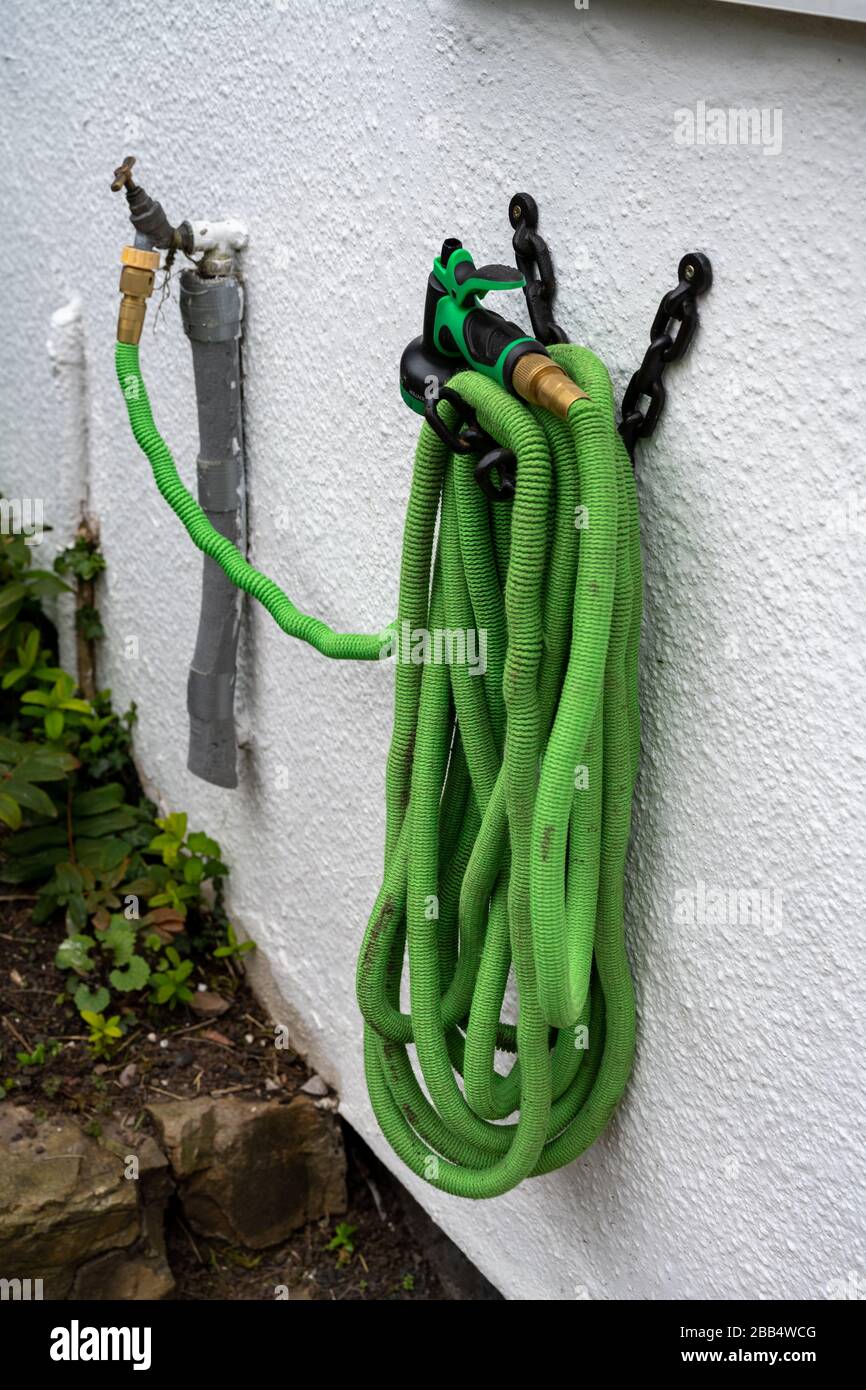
116, 336, 641, 1199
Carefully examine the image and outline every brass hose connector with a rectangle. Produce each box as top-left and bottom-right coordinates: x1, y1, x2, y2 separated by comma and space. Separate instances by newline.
116, 245, 160, 345
511, 352, 588, 419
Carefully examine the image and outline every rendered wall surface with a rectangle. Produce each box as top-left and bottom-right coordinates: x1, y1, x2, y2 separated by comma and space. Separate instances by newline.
2, 0, 865, 1300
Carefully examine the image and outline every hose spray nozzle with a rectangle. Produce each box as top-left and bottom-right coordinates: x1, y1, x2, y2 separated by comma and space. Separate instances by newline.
400, 236, 584, 421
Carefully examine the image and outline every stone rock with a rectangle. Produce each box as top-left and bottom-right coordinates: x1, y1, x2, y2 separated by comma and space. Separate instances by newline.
0, 1106, 174, 1300
71, 1247, 174, 1300
147, 1093, 346, 1249
189, 989, 230, 1018
300, 1074, 329, 1098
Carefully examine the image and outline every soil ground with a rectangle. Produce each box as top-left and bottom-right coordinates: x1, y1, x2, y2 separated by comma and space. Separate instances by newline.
0, 897, 500, 1301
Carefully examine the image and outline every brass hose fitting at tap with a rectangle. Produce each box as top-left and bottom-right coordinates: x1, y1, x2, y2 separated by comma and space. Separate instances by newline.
511, 352, 588, 419
116, 244, 160, 345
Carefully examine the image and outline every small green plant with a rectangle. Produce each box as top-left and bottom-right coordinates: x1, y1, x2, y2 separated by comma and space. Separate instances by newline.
53, 536, 106, 585
55, 933, 97, 975
225, 1248, 263, 1270
0, 500, 242, 1051
75, 604, 105, 643
71, 694, 137, 785
20, 670, 92, 742
0, 734, 78, 831
81, 1010, 123, 1059
2, 626, 43, 690
149, 946, 195, 1009
402, 1273, 415, 1292
141, 816, 228, 918
327, 1222, 358, 1267
15, 1039, 60, 1067
213, 922, 255, 962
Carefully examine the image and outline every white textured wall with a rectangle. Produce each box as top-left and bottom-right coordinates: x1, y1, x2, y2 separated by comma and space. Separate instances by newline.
2, 0, 865, 1301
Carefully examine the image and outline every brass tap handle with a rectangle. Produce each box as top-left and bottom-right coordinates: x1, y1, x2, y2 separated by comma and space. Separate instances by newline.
111, 155, 138, 194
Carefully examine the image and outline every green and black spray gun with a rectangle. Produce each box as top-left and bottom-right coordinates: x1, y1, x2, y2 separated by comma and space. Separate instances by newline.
399, 195, 585, 498
400, 192, 712, 497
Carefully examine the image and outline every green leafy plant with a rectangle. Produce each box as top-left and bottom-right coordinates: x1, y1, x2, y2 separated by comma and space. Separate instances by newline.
3, 783, 146, 890
80, 1010, 123, 1059
0, 524, 67, 665
15, 1039, 60, 1068
73, 983, 110, 1014
149, 946, 195, 1009
0, 734, 78, 831
0, 501, 244, 1041
53, 536, 106, 584
75, 604, 105, 643
2, 626, 43, 690
98, 915, 150, 992
139, 817, 229, 920
70, 694, 137, 786
20, 670, 92, 741
327, 1222, 358, 1267
224, 1248, 263, 1270
54, 933, 97, 975
213, 922, 255, 962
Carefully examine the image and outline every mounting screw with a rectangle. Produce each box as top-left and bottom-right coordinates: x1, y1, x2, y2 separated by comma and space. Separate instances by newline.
509, 191, 538, 230
677, 251, 713, 295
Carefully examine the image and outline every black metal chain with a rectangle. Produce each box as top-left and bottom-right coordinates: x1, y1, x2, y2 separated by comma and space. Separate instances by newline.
423, 386, 517, 502
508, 192, 568, 347
619, 252, 712, 458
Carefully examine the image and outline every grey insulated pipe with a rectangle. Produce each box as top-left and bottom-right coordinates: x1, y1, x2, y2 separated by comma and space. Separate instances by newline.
180, 270, 246, 788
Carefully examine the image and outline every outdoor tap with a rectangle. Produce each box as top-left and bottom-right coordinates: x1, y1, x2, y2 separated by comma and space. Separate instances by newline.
111, 154, 192, 254
111, 155, 185, 344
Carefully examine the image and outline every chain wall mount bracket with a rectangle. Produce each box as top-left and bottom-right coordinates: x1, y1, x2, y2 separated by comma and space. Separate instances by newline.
619, 252, 712, 459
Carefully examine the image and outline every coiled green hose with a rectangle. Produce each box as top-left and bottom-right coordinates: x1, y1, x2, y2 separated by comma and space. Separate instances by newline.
116, 337, 641, 1199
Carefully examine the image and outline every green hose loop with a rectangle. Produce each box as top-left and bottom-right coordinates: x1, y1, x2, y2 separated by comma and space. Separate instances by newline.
116, 343, 388, 661
116, 334, 642, 1200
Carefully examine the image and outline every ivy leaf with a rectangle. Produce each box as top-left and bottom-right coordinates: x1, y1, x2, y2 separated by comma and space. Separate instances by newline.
102, 917, 136, 966
74, 982, 110, 1014
55, 935, 96, 975
109, 955, 150, 992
